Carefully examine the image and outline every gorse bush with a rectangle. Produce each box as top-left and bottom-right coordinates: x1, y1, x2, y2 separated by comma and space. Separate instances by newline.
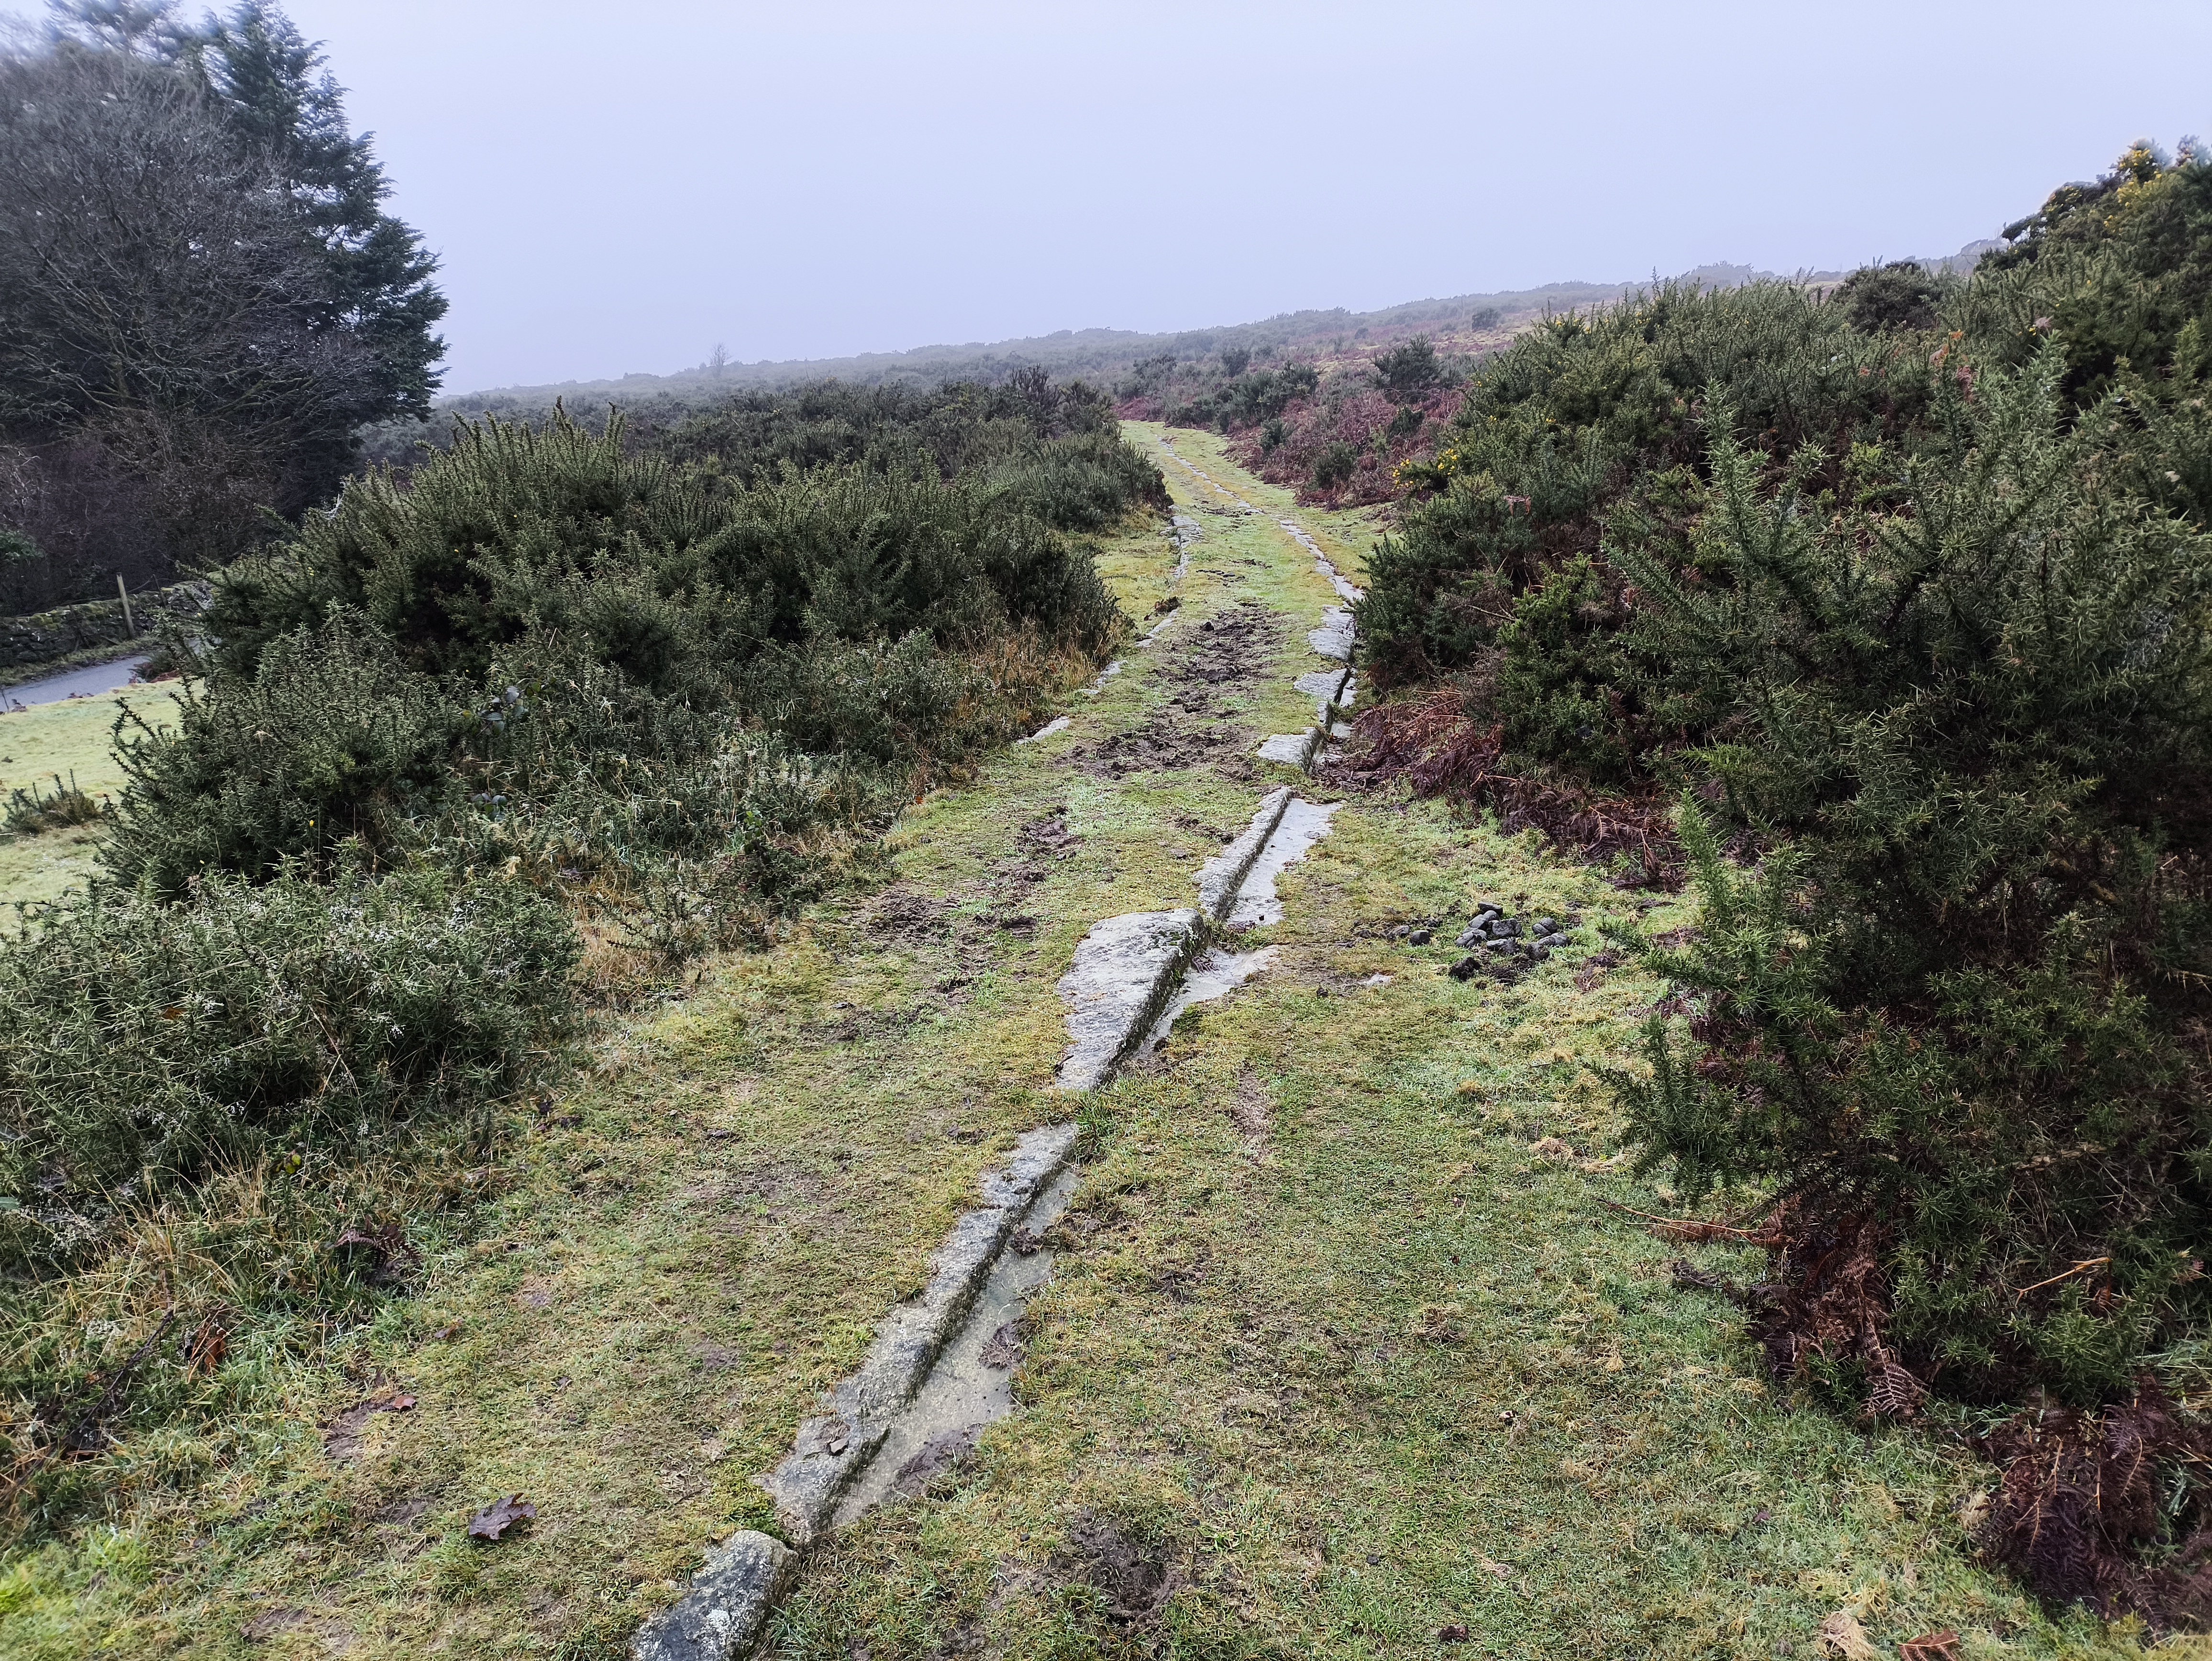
1615, 361, 2212, 1405
1373, 335, 1446, 399
1356, 143, 2212, 1617
205, 409, 1122, 683
0, 368, 1159, 1531
2, 774, 104, 836
124, 405, 1138, 926
1976, 142, 2212, 409
0, 861, 576, 1243
103, 614, 466, 894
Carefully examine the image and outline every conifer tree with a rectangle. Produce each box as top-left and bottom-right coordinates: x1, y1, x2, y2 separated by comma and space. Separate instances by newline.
193, 4, 447, 435
3, 0, 447, 590
40, 0, 446, 452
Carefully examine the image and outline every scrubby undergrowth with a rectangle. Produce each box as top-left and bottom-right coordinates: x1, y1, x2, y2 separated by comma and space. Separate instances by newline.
0, 375, 1162, 1535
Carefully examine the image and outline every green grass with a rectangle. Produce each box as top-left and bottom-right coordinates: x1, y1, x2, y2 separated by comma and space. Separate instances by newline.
774, 803, 2123, 1660
0, 685, 177, 909
0, 440, 2157, 1659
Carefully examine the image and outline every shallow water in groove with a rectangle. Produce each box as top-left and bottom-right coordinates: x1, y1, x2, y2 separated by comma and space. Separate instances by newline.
1228, 798, 1340, 927
830, 1165, 1082, 1527
1143, 945, 1279, 1049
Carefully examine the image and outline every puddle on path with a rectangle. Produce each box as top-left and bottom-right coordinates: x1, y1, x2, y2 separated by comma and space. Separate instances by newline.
831, 1165, 1081, 1526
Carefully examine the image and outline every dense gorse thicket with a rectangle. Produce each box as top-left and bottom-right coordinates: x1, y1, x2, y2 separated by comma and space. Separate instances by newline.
7, 378, 1152, 1213
1353, 144, 2212, 1617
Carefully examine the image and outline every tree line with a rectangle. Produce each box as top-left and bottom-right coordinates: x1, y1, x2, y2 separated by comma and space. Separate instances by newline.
0, 0, 445, 613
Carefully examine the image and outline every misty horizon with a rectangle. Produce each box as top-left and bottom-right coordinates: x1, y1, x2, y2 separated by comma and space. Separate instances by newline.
7, 0, 2188, 396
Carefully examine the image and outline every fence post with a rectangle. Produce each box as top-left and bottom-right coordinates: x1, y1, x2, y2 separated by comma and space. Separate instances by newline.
116, 574, 135, 638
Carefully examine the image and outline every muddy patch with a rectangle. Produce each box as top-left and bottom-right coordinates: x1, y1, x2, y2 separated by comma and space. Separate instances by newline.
986, 804, 1084, 911
1078, 718, 1246, 778
1167, 602, 1275, 689
861, 884, 954, 943
799, 1003, 926, 1044
726, 1159, 829, 1229
1230, 1069, 1275, 1143
1070, 603, 1279, 779
321, 1384, 414, 1464
1051, 1510, 1179, 1627
373, 1496, 435, 1529
1017, 807, 1082, 860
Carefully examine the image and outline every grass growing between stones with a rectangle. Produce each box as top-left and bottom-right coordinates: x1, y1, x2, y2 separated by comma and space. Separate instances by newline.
765, 796, 2148, 1661
0, 685, 177, 908
4, 429, 2125, 1661
0, 455, 1373, 1657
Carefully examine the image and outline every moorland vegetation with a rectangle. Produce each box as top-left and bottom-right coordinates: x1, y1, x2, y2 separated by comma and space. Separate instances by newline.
1282, 143, 2212, 1622
0, 127, 1161, 1559
0, 0, 1167, 1557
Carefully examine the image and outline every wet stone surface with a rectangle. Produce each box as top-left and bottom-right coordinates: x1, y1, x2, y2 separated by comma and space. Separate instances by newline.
1226, 799, 1340, 929
629, 1530, 794, 1661
1307, 607, 1355, 662
830, 1164, 1080, 1526
755, 1128, 1077, 1542
1195, 788, 1293, 921
1054, 910, 1205, 1090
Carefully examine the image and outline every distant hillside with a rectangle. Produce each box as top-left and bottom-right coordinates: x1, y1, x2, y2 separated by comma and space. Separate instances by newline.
374, 245, 1999, 461
441, 278, 1643, 415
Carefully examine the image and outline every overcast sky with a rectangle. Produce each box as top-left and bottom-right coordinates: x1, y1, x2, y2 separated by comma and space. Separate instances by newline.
148, 1, 2212, 392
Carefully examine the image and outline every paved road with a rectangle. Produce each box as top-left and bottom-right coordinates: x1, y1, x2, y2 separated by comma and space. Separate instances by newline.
1, 653, 152, 710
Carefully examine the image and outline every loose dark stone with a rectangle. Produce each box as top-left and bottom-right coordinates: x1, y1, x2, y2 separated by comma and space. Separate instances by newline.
1447, 956, 1482, 981
1408, 929, 1432, 946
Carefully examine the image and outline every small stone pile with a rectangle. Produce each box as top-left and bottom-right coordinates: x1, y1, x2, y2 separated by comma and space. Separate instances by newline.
1445, 901, 1576, 982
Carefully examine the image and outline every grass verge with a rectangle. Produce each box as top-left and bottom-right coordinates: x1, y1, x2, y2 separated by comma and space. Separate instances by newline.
0, 685, 177, 909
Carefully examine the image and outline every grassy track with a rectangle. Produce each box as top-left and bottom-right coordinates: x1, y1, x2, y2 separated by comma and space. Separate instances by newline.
0, 434, 2150, 1659
761, 435, 2136, 1661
